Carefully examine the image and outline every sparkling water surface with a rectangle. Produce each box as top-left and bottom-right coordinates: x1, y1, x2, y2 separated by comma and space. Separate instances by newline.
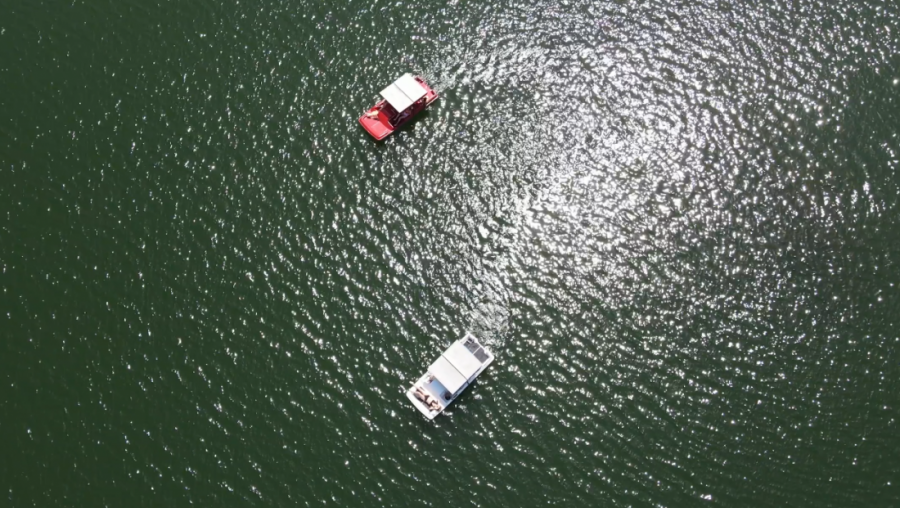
2, 0, 899, 506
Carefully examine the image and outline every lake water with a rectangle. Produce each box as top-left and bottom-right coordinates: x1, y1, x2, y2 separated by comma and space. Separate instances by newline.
2, 0, 899, 506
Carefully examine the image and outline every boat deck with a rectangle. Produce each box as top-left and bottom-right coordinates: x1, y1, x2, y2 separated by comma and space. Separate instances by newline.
418, 375, 453, 409
406, 374, 451, 418
358, 107, 394, 140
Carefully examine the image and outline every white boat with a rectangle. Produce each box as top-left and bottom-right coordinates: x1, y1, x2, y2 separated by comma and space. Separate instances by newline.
406, 333, 494, 420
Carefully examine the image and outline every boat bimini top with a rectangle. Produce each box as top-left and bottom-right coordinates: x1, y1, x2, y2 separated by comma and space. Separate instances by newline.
429, 341, 483, 395
380, 73, 427, 112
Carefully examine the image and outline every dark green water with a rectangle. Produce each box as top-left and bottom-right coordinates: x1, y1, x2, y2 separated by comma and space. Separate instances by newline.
2, 0, 899, 506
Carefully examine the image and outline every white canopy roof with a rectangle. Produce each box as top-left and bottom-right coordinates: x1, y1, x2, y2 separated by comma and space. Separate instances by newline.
444, 341, 483, 380
380, 73, 427, 112
428, 340, 486, 395
429, 356, 467, 394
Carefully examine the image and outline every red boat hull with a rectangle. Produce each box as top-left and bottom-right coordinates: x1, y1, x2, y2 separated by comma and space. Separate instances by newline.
359, 76, 438, 140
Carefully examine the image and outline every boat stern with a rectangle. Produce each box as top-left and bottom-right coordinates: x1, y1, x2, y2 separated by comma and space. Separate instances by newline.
405, 389, 439, 420
415, 77, 439, 105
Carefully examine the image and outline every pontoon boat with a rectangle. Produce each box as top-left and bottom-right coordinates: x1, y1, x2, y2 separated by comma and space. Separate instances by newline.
406, 333, 494, 420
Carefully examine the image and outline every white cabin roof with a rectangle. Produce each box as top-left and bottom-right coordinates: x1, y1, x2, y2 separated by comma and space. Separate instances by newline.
429, 356, 467, 394
380, 74, 427, 112
395, 74, 427, 101
444, 341, 483, 380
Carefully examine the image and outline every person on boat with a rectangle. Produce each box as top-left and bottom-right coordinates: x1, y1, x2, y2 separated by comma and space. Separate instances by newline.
414, 387, 441, 411
413, 387, 429, 403
365, 109, 380, 119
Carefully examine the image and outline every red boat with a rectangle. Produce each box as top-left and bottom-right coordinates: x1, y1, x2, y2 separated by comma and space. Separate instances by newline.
359, 74, 438, 140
